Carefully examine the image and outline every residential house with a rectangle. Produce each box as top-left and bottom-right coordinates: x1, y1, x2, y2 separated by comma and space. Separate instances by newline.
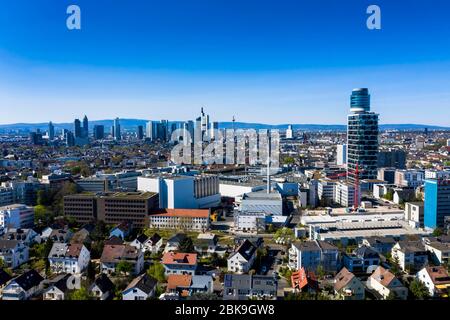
164, 233, 188, 253
48, 228, 74, 243
1, 269, 44, 300
48, 243, 90, 274
0, 240, 29, 269
122, 274, 157, 300
333, 267, 365, 300
227, 240, 257, 274
166, 274, 213, 298
100, 244, 144, 275
391, 241, 428, 272
2, 228, 38, 246
416, 266, 450, 298
43, 274, 72, 301
90, 274, 115, 300
109, 222, 132, 240
104, 236, 124, 246
288, 240, 339, 272
366, 266, 408, 300
423, 239, 450, 265
0, 268, 12, 298
130, 233, 162, 254
223, 274, 277, 300
291, 268, 318, 293
361, 236, 396, 256
162, 252, 198, 276
343, 246, 380, 273
70, 228, 92, 246
194, 233, 218, 256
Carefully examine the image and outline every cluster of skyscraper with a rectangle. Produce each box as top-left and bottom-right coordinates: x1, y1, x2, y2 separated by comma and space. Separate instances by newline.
145, 107, 219, 145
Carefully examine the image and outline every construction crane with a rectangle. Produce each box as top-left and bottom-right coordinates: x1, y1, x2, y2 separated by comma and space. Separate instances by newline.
326, 163, 365, 211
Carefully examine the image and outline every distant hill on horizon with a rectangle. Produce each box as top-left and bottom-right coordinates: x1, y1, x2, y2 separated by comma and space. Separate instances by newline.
0, 119, 449, 132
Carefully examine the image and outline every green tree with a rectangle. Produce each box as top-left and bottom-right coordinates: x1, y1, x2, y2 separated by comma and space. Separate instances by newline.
316, 265, 326, 280
147, 262, 166, 283
178, 236, 194, 253
37, 189, 51, 206
116, 261, 133, 275
409, 279, 430, 300
383, 190, 394, 201
69, 287, 92, 300
432, 228, 444, 237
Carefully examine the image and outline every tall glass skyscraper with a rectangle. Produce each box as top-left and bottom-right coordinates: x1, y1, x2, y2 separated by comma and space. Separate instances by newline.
347, 88, 379, 183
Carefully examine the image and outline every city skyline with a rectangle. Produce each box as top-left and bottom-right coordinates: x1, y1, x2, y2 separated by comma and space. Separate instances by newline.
1, 1, 450, 125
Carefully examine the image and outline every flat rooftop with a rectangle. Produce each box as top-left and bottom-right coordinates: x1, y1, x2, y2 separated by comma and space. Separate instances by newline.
66, 191, 157, 199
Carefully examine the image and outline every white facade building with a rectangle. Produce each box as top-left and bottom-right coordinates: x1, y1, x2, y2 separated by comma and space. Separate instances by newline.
234, 211, 266, 233
286, 125, 293, 139
394, 170, 424, 188
138, 175, 220, 209
336, 144, 347, 166
48, 243, 90, 274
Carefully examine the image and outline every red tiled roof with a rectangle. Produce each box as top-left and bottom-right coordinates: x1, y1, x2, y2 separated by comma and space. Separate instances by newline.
162, 252, 197, 266
291, 267, 318, 291
167, 274, 192, 290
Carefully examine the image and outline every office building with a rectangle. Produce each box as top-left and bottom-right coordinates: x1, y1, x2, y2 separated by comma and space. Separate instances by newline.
347, 88, 379, 183
137, 125, 144, 140
424, 179, 450, 229
65, 131, 75, 147
333, 182, 359, 208
76, 171, 141, 192
74, 119, 82, 138
0, 204, 35, 229
0, 187, 14, 207
378, 150, 406, 169
210, 121, 219, 140
93, 125, 105, 140
137, 175, 220, 209
113, 118, 121, 141
146, 121, 155, 141
425, 169, 450, 180
336, 144, 347, 166
29, 132, 43, 145
148, 209, 210, 231
64, 192, 159, 228
394, 170, 424, 188
48, 121, 55, 141
239, 191, 283, 216
286, 125, 293, 139
404, 202, 424, 228
82, 115, 89, 138
377, 168, 396, 184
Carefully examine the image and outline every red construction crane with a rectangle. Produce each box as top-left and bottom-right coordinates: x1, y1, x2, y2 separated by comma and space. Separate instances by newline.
327, 164, 365, 211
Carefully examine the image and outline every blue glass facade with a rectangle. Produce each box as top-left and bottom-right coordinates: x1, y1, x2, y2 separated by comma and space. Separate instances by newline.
424, 179, 450, 229
347, 88, 379, 183
350, 88, 370, 113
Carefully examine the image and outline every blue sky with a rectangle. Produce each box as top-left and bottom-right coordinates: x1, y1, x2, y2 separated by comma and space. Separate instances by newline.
0, 0, 450, 125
